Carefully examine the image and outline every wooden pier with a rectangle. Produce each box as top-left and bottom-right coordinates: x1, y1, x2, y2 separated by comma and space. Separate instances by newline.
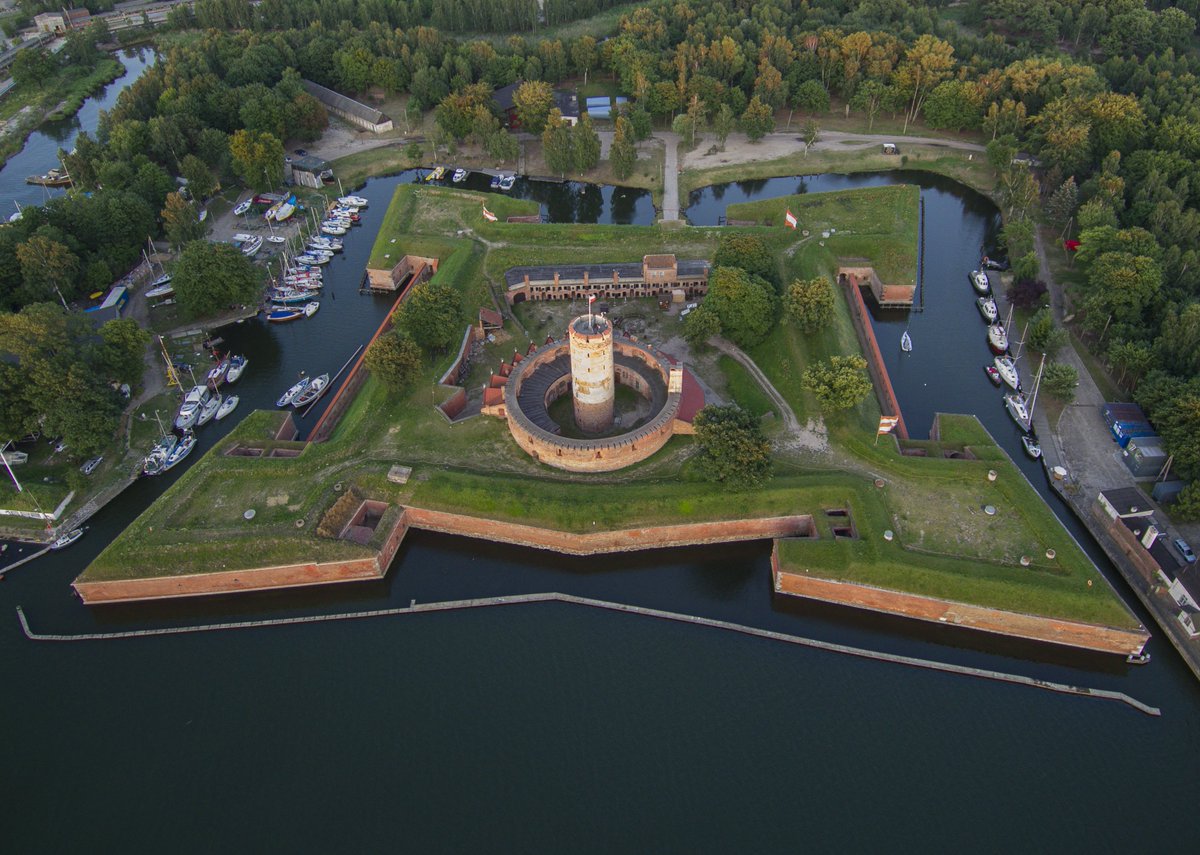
16, 594, 1160, 715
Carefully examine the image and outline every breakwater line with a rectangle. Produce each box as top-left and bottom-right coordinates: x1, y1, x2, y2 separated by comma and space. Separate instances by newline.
16, 594, 1159, 716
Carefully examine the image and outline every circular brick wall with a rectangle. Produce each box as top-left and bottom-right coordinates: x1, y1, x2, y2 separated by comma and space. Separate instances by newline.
505, 335, 682, 472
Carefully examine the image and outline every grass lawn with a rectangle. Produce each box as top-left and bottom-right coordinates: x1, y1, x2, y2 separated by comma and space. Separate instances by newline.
79, 181, 1139, 634
682, 144, 997, 200
727, 184, 920, 286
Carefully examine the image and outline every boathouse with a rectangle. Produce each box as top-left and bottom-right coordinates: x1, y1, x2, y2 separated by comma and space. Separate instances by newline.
301, 80, 393, 133
286, 154, 330, 190
504, 255, 710, 304
364, 255, 437, 293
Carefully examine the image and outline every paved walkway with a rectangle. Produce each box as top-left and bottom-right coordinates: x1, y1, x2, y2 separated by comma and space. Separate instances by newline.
661, 131, 680, 222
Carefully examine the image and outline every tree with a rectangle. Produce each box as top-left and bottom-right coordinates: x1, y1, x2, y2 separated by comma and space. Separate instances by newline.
1108, 339, 1153, 387
161, 192, 204, 249
571, 36, 598, 86
713, 233, 775, 284
1045, 177, 1079, 232
180, 154, 217, 202
435, 83, 491, 142
1027, 308, 1067, 356
802, 356, 873, 411
712, 104, 735, 150
895, 35, 956, 133
1006, 278, 1048, 310
16, 236, 78, 307
365, 329, 423, 393
627, 105, 652, 141
1169, 481, 1200, 522
740, 95, 775, 142
672, 113, 697, 148
571, 115, 601, 174
801, 119, 819, 157
514, 80, 554, 134
1083, 251, 1162, 333
1042, 362, 1078, 403
691, 405, 772, 487
94, 318, 150, 387
609, 115, 636, 180
922, 80, 982, 131
229, 129, 284, 191
784, 277, 835, 332
173, 241, 260, 317
1159, 395, 1200, 478
792, 80, 830, 116
486, 129, 519, 164
704, 266, 777, 348
541, 109, 574, 177
682, 305, 720, 346
850, 80, 887, 131
397, 280, 462, 352
11, 49, 54, 88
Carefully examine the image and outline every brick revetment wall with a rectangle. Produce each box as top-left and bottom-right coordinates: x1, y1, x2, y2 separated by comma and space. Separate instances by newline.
772, 548, 1149, 655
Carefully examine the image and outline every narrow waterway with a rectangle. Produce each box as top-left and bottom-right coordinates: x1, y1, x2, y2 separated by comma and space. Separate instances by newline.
2, 167, 1199, 851
0, 48, 155, 214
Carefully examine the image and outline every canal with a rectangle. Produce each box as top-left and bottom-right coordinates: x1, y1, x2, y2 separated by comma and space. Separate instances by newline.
0, 47, 156, 215
2, 166, 1198, 851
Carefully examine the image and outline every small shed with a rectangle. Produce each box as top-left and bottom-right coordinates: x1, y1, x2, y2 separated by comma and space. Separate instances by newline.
1123, 434, 1167, 478
882, 143, 898, 155
84, 285, 128, 325
286, 155, 330, 189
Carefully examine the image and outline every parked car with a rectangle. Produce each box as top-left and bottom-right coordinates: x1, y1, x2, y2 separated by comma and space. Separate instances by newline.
293, 148, 307, 156
1175, 537, 1197, 564
80, 456, 103, 476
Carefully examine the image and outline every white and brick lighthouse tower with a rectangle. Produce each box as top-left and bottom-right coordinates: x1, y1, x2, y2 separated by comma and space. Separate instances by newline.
568, 312, 614, 433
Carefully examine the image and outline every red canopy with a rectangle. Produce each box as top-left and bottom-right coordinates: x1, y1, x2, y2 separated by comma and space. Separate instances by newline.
1064, 239, 1081, 251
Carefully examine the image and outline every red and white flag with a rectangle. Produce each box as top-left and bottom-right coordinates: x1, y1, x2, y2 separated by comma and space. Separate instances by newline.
588, 294, 596, 304
877, 415, 900, 435
784, 209, 798, 229
482, 205, 497, 222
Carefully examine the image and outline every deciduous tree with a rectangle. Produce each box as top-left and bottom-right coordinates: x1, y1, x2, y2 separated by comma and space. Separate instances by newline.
571, 115, 601, 174
366, 328, 424, 393
692, 404, 772, 487
740, 95, 775, 141
173, 241, 260, 317
783, 277, 835, 332
802, 355, 873, 410
704, 266, 777, 348
229, 129, 284, 191
610, 115, 636, 179
541, 109, 574, 177
397, 279, 462, 352
514, 80, 554, 134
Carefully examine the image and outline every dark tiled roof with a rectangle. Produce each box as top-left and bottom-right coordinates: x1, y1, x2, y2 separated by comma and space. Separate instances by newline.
493, 82, 520, 112
302, 80, 389, 125
1102, 487, 1153, 517
505, 260, 709, 289
553, 88, 579, 118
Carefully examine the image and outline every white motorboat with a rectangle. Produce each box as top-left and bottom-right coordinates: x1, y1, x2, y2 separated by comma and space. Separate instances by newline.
969, 270, 991, 295
976, 296, 998, 322
215, 395, 239, 420
277, 376, 311, 407
320, 225, 347, 236
452, 168, 467, 183
306, 248, 335, 258
900, 330, 912, 352
232, 232, 254, 242
987, 323, 1008, 353
292, 373, 330, 408
338, 196, 368, 207
174, 385, 211, 430
266, 234, 286, 244
150, 272, 172, 287
161, 432, 196, 471
498, 174, 516, 191
142, 434, 178, 476
241, 235, 263, 257
1021, 434, 1042, 459
295, 253, 329, 265
993, 356, 1020, 390
233, 200, 252, 216
1005, 392, 1032, 431
225, 355, 247, 383
304, 301, 320, 317
196, 394, 221, 426
50, 528, 85, 550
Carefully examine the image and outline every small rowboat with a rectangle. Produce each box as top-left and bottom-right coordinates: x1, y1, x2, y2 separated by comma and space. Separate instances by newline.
303, 301, 320, 317
277, 376, 311, 407
984, 365, 1002, 386
293, 373, 330, 408
215, 395, 239, 420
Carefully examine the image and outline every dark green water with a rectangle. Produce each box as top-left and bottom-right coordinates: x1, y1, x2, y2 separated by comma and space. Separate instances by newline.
3, 170, 1199, 851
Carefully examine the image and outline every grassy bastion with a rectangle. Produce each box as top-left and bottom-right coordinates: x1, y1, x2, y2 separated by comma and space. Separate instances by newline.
77, 183, 1144, 653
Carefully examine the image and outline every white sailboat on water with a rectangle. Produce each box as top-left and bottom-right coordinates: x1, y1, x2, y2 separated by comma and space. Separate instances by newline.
901, 329, 913, 352
1005, 353, 1045, 432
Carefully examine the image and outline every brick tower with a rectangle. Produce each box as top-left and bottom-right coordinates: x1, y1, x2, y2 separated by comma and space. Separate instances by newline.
568, 314, 614, 433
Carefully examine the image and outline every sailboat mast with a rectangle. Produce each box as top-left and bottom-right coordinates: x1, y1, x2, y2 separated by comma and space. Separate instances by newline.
1028, 354, 1046, 417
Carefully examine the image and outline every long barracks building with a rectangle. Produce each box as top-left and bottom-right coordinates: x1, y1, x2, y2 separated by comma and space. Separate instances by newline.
503, 254, 710, 304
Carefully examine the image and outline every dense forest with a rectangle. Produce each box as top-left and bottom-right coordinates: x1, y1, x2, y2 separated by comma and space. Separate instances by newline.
2, 0, 1200, 511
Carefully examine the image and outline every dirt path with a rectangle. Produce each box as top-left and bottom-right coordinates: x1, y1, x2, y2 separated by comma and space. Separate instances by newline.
679, 129, 986, 171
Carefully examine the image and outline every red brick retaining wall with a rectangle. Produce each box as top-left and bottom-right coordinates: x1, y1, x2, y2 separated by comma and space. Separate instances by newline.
843, 278, 908, 439
772, 548, 1147, 655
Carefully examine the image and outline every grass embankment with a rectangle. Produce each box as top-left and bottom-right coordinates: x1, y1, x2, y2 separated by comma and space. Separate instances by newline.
81, 183, 1138, 632
682, 144, 996, 200
726, 183, 920, 286
0, 57, 124, 165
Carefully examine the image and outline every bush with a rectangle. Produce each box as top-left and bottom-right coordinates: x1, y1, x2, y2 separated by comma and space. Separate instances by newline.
1006, 278, 1048, 310
1042, 362, 1078, 402
692, 404, 772, 487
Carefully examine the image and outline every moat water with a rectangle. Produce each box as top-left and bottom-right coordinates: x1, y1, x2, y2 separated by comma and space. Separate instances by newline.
3, 167, 1199, 850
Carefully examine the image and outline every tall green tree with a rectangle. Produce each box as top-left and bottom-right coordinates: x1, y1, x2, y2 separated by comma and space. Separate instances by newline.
571, 115, 601, 174
94, 318, 151, 387
802, 355, 873, 410
610, 115, 636, 180
173, 241, 261, 317
740, 95, 775, 141
541, 109, 574, 177
398, 280, 463, 352
704, 266, 777, 348
783, 277, 836, 332
1042, 362, 1079, 402
514, 80, 554, 133
161, 192, 205, 249
692, 404, 772, 487
229, 129, 284, 191
15, 236, 78, 307
365, 329, 424, 393
713, 233, 776, 284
